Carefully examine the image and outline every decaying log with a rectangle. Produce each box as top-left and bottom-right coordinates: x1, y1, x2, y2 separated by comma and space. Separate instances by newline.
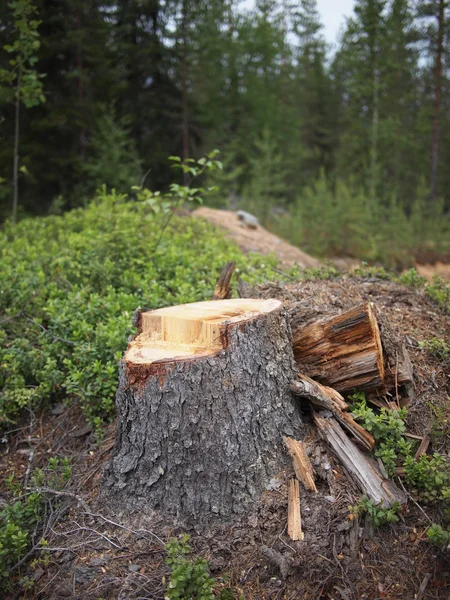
288, 478, 304, 541
291, 376, 375, 452
212, 261, 235, 300
103, 298, 304, 525
284, 436, 317, 492
313, 412, 406, 506
292, 302, 385, 394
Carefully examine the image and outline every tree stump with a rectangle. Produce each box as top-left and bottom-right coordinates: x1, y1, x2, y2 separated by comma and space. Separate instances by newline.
103, 299, 303, 525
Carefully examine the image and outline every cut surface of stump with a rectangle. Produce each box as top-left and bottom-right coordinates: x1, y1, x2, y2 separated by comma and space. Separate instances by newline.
103, 298, 304, 526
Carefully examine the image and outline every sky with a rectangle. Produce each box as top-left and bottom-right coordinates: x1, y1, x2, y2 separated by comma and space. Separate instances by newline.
317, 0, 355, 47
242, 0, 356, 48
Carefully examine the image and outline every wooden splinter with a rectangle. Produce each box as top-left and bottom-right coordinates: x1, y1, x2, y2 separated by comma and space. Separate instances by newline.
288, 478, 304, 541
284, 436, 317, 493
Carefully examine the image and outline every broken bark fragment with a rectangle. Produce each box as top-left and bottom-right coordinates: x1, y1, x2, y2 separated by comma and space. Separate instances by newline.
292, 302, 385, 393
291, 376, 375, 452
212, 261, 235, 300
288, 478, 304, 541
313, 412, 406, 506
284, 436, 317, 492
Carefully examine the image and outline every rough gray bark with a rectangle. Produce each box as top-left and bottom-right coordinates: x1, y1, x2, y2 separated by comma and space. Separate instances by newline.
103, 305, 303, 526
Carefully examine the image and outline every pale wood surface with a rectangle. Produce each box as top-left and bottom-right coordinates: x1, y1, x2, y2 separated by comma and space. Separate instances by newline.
127, 298, 281, 364
284, 436, 317, 492
288, 478, 304, 541
313, 412, 406, 506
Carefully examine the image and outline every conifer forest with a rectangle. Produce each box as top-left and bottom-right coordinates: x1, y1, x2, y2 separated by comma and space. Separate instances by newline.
1, 0, 450, 265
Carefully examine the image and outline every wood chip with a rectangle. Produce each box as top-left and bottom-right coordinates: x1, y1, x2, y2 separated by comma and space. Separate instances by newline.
284, 436, 317, 492
288, 478, 304, 541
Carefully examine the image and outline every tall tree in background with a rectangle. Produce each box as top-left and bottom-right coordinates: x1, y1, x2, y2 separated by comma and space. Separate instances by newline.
1, 0, 45, 223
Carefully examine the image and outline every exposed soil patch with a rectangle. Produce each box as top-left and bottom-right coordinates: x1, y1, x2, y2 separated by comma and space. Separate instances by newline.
193, 207, 320, 269
1, 276, 450, 600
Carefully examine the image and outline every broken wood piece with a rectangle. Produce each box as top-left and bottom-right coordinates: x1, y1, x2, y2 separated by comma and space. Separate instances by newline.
313, 412, 406, 507
415, 434, 431, 459
291, 375, 348, 411
212, 261, 235, 300
291, 375, 375, 452
284, 436, 317, 492
288, 478, 304, 541
292, 302, 385, 393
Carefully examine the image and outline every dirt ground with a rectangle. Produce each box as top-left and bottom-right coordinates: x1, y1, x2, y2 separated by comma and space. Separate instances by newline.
193, 207, 320, 269
193, 207, 450, 282
1, 276, 450, 600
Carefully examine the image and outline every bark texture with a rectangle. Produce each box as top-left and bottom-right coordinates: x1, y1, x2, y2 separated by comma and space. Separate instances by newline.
103, 305, 303, 525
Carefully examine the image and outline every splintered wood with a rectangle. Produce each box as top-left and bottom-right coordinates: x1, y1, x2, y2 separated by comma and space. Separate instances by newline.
291, 375, 376, 452
292, 302, 385, 393
284, 436, 317, 492
212, 262, 235, 300
313, 412, 407, 506
288, 479, 304, 541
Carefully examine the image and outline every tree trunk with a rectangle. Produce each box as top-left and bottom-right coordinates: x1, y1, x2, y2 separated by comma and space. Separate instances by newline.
430, 0, 445, 202
12, 65, 21, 225
103, 299, 304, 526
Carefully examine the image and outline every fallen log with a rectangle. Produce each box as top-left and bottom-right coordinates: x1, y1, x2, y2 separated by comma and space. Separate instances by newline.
292, 302, 385, 394
288, 478, 304, 541
284, 436, 317, 492
313, 412, 406, 506
103, 298, 304, 525
291, 375, 375, 452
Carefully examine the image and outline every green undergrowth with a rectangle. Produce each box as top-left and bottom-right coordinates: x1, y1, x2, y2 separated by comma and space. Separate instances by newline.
0, 187, 283, 431
349, 393, 450, 546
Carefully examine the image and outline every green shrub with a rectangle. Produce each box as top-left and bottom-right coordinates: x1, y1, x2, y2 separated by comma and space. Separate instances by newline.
349, 496, 402, 528
0, 457, 71, 587
165, 534, 238, 600
418, 337, 450, 361
0, 181, 281, 429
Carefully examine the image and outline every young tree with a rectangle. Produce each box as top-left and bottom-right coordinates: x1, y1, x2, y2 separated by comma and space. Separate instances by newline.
1, 0, 45, 223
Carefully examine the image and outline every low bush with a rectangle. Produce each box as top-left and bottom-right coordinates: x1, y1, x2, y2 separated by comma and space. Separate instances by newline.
0, 182, 280, 430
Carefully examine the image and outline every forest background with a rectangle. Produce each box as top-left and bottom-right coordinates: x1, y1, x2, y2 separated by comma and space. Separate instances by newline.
1, 0, 449, 268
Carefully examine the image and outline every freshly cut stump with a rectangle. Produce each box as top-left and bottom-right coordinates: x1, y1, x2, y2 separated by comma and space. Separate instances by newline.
103, 299, 303, 525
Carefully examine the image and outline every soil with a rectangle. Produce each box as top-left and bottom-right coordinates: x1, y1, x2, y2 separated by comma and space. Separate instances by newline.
1, 276, 450, 600
192, 206, 450, 281
193, 207, 321, 269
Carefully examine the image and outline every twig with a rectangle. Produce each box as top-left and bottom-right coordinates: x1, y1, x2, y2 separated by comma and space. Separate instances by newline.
416, 572, 432, 600
85, 511, 166, 547
30, 487, 91, 512
396, 477, 433, 524
22, 312, 77, 345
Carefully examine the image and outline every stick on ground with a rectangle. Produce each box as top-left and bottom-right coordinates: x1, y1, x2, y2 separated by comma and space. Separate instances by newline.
288, 478, 304, 541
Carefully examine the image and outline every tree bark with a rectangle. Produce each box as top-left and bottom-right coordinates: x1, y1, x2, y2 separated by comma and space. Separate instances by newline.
103, 299, 304, 526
